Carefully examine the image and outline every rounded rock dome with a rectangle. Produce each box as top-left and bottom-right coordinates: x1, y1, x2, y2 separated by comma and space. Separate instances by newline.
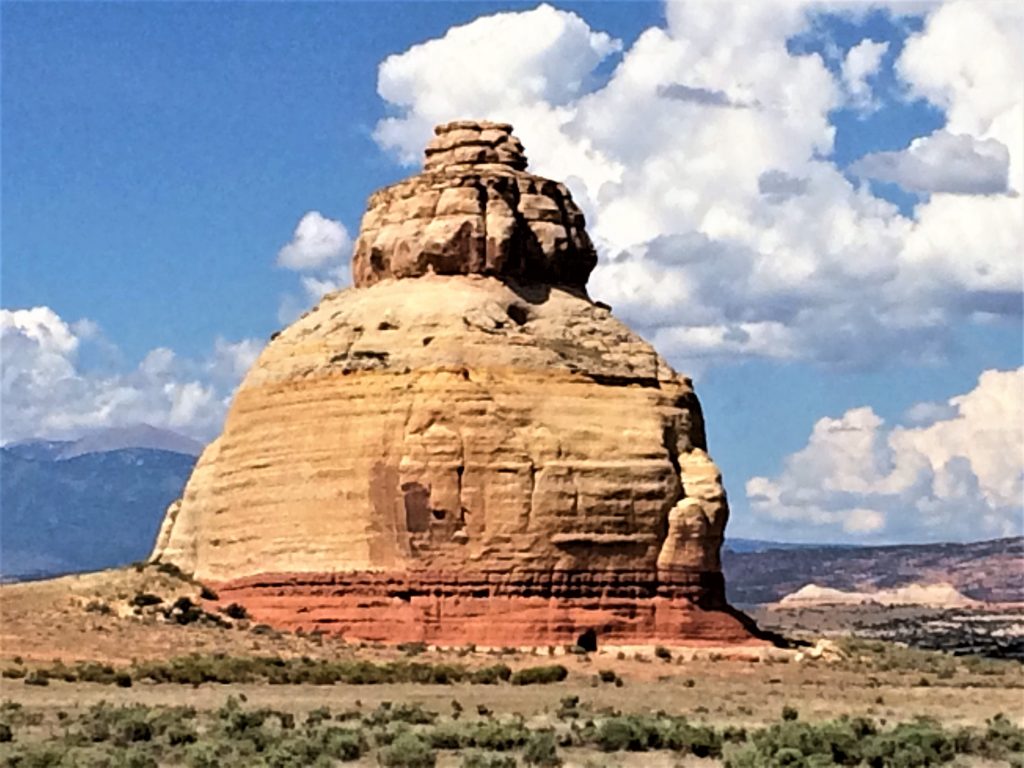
150, 122, 764, 647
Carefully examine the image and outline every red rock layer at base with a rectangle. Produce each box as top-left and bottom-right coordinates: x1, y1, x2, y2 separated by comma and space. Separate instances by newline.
210, 570, 769, 647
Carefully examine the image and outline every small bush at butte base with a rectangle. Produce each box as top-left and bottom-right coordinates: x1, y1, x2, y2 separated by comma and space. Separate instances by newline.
509, 665, 568, 686
223, 603, 249, 620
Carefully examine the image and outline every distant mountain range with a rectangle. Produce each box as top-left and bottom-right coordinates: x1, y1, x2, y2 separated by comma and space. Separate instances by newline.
0, 425, 199, 580
2, 427, 1020, 603
7, 424, 203, 462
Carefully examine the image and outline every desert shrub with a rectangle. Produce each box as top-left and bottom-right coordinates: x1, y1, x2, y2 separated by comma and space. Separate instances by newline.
81, 717, 112, 743
460, 751, 517, 768
466, 719, 530, 751
123, 654, 491, 686
2, 667, 25, 679
674, 722, 724, 758
155, 561, 188, 580
368, 702, 437, 726
166, 722, 198, 746
170, 596, 204, 625
595, 717, 637, 752
654, 646, 672, 661
260, 733, 332, 768
597, 669, 619, 684
427, 722, 470, 750
509, 664, 568, 685
99, 746, 159, 767
132, 592, 163, 608
523, 729, 562, 766
115, 672, 133, 688
306, 706, 332, 727
723, 716, 977, 768
223, 708, 270, 737
333, 659, 391, 685
76, 662, 119, 684
199, 585, 219, 600
47, 661, 77, 682
744, 719, 866, 766
398, 641, 428, 656
0, 722, 12, 743
774, 747, 809, 766
184, 741, 225, 768
320, 726, 366, 760
403, 661, 466, 685
470, 664, 512, 685
3, 745, 73, 766
72, 702, 160, 749
980, 712, 1024, 757
782, 705, 799, 722
378, 731, 436, 768
135, 655, 257, 685
724, 743, 765, 768
23, 670, 49, 686
223, 603, 249, 620
860, 719, 956, 767
117, 714, 153, 744
590, 714, 723, 757
556, 695, 580, 719
146, 705, 196, 738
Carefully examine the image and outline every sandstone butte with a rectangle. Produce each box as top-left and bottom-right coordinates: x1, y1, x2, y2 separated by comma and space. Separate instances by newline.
150, 120, 769, 648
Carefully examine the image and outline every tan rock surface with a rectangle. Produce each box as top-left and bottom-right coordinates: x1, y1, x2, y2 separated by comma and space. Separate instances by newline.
151, 121, 764, 647
156, 275, 718, 580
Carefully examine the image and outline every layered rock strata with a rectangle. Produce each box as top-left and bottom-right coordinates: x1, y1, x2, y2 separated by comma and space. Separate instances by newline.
151, 122, 764, 647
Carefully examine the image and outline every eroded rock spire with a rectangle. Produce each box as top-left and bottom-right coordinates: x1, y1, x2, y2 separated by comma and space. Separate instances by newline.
149, 120, 764, 649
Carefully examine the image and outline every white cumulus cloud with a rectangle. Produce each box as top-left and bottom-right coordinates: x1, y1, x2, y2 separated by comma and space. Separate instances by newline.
276, 210, 353, 323
0, 307, 259, 444
745, 368, 1024, 543
374, 3, 622, 170
277, 210, 352, 271
841, 38, 889, 112
850, 130, 1010, 194
370, 0, 1023, 371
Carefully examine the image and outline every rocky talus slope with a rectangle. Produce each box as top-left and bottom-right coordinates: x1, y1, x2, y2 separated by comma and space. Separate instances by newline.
151, 121, 764, 647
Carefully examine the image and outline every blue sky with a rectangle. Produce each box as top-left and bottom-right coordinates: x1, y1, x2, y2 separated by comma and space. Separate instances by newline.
3, 1, 1021, 544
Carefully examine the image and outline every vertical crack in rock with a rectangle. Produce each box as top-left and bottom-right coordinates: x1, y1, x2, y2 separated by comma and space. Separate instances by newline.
152, 120, 768, 648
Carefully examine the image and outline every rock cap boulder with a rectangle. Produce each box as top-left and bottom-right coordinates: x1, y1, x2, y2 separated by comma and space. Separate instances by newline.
352, 121, 597, 289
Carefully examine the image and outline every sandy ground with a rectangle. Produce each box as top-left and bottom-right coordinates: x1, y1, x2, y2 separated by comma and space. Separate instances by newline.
2, 567, 1022, 731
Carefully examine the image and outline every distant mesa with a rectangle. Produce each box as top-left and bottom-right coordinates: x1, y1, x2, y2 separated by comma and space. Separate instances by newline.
149, 121, 767, 648
776, 582, 981, 609
722, 536, 1024, 605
